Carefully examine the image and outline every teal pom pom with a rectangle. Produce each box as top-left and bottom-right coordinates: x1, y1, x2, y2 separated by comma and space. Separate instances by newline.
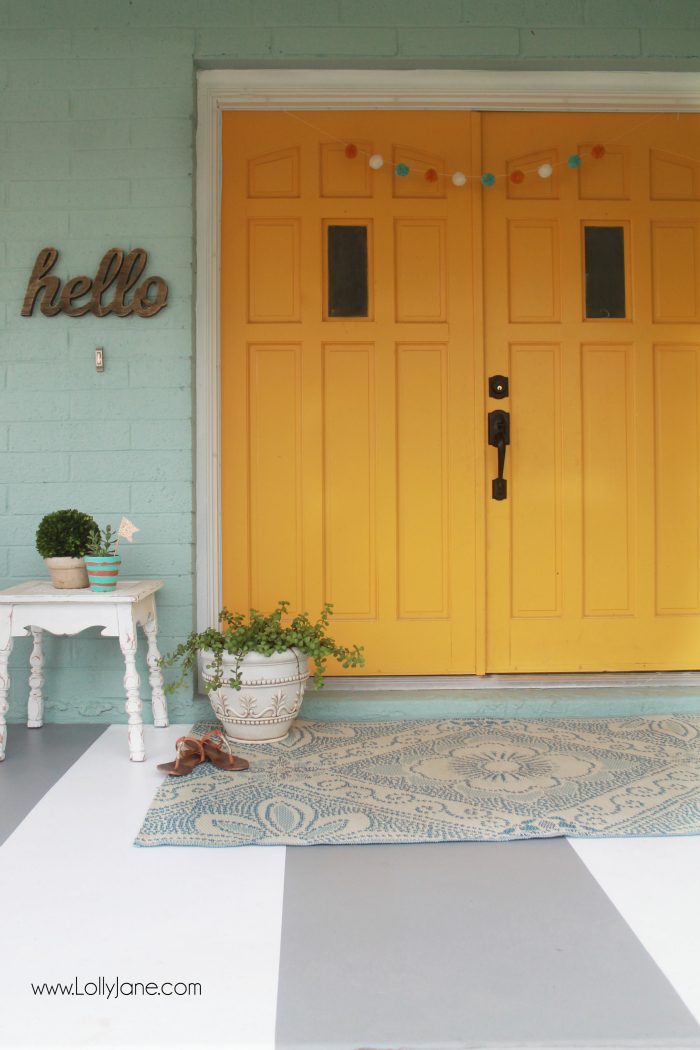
395, 163, 410, 177
567, 153, 582, 168
481, 172, 496, 187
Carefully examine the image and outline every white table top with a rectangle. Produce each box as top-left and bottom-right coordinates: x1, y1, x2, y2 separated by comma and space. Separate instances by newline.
0, 580, 164, 604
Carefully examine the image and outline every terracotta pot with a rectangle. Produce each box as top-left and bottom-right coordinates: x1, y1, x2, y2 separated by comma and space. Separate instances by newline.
44, 556, 89, 589
204, 647, 309, 743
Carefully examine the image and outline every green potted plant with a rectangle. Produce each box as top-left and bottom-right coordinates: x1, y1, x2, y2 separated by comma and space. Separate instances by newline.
162, 600, 365, 742
84, 523, 121, 592
35, 508, 97, 589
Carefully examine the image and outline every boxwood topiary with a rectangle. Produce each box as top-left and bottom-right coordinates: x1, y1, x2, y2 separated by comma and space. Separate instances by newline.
35, 509, 98, 559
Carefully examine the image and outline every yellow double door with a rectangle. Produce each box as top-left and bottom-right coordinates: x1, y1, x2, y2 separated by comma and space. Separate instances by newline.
221, 110, 700, 674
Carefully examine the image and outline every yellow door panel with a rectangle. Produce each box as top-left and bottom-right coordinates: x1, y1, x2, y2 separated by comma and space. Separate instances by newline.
581, 343, 636, 615
322, 343, 376, 618
483, 112, 700, 670
509, 342, 563, 618
655, 344, 700, 613
221, 111, 477, 674
651, 221, 700, 322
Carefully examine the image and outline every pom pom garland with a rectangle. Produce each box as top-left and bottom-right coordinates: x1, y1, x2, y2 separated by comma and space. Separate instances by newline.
352, 129, 618, 187
289, 104, 672, 193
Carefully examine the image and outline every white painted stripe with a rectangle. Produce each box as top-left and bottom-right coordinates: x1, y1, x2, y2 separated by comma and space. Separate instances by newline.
570, 837, 700, 1026
0, 725, 285, 1049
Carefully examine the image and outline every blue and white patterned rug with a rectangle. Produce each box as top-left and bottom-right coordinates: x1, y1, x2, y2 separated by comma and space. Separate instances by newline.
134, 716, 700, 847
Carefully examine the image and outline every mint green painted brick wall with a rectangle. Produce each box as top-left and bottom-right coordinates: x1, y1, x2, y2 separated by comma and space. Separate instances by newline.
0, 0, 697, 724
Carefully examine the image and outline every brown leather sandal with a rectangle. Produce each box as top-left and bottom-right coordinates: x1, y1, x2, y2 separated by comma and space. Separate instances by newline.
200, 729, 249, 771
157, 735, 206, 776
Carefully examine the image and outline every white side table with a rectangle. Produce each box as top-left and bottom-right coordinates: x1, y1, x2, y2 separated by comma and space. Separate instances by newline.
0, 579, 169, 762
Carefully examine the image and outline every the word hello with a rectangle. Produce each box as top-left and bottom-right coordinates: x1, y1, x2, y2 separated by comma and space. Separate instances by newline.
22, 247, 168, 318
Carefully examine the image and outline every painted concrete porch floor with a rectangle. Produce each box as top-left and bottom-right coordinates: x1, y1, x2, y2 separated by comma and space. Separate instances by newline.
1, 724, 700, 1050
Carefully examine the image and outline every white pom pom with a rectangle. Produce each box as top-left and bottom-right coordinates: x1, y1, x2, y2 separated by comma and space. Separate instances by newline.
451, 171, 467, 187
537, 163, 553, 179
368, 153, 384, 170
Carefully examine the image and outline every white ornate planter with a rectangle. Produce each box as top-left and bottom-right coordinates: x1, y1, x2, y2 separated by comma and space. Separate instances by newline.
44, 557, 88, 589
204, 647, 309, 743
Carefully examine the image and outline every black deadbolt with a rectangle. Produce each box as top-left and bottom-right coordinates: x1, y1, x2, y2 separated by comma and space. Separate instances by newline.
489, 374, 509, 399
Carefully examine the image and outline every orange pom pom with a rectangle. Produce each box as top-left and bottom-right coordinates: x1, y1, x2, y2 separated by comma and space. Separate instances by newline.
344, 143, 358, 159
510, 169, 525, 184
591, 144, 606, 159
425, 168, 438, 183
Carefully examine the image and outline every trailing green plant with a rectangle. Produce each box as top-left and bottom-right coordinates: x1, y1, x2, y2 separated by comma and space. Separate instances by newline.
161, 600, 365, 694
35, 509, 98, 559
86, 523, 119, 557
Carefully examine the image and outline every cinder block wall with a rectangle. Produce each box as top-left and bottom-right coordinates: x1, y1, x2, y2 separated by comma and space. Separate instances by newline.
1, 0, 697, 724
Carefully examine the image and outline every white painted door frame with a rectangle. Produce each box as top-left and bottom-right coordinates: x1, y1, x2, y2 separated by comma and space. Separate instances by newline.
195, 68, 700, 635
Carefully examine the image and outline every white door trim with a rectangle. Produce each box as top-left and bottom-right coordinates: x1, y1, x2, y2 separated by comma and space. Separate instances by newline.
195, 68, 700, 634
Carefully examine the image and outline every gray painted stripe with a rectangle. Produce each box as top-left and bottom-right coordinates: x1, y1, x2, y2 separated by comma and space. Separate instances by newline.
0, 725, 108, 846
276, 840, 700, 1049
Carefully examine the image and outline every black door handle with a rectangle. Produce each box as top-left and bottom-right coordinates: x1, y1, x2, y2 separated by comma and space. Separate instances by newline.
488, 410, 510, 500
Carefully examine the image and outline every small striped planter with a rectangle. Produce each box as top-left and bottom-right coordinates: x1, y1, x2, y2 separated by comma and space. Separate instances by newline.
85, 555, 121, 592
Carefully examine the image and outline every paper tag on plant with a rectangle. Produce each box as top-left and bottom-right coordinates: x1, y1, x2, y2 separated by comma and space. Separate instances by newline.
117, 516, 140, 543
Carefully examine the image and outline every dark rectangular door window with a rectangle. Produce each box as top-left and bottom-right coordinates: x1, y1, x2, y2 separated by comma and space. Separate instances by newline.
327, 225, 368, 317
584, 225, 626, 319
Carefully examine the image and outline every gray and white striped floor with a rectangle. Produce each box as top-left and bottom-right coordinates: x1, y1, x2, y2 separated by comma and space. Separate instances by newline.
1, 724, 699, 1050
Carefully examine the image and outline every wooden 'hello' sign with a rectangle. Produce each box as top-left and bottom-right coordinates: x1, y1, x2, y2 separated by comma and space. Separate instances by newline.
22, 247, 168, 318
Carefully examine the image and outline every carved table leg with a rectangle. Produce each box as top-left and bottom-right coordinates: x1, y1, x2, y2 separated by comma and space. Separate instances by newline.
27, 627, 45, 728
142, 603, 169, 728
0, 611, 14, 761
118, 610, 145, 762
